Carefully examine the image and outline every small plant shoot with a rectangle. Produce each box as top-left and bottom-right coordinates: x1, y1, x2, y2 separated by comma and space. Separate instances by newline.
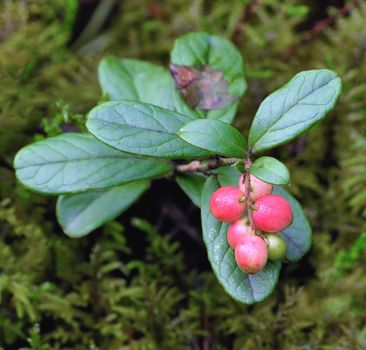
14, 32, 342, 304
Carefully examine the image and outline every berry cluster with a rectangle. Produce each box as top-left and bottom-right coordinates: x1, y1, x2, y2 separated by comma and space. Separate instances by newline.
209, 174, 293, 274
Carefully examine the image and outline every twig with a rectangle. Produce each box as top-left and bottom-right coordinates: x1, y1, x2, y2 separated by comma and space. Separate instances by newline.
175, 157, 241, 175
161, 198, 203, 245
283, 2, 358, 60
232, 0, 261, 45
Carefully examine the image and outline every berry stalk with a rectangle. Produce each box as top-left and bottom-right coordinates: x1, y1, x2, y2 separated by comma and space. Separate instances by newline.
243, 157, 257, 232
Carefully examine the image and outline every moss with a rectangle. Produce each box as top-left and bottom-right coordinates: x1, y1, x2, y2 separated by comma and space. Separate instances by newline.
1, 0, 366, 348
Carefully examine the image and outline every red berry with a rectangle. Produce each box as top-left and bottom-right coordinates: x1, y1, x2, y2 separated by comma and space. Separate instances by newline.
235, 235, 268, 274
227, 218, 255, 249
252, 194, 293, 233
238, 174, 273, 201
210, 186, 246, 223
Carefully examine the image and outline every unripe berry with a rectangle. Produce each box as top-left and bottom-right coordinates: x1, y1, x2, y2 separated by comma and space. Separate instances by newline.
235, 236, 268, 274
238, 174, 273, 201
227, 218, 255, 249
265, 234, 287, 261
210, 186, 246, 223
252, 194, 293, 233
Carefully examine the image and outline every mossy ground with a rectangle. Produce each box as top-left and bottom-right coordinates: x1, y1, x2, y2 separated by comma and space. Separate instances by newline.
1, 1, 366, 349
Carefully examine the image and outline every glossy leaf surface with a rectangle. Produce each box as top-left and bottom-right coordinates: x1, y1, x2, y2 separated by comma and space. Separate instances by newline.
249, 69, 342, 152
176, 173, 206, 207
87, 101, 212, 158
57, 181, 149, 237
249, 156, 290, 185
14, 133, 171, 194
274, 187, 312, 262
99, 57, 175, 109
179, 119, 247, 158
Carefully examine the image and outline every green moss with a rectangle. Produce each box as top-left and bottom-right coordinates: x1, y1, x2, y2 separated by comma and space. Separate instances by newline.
1, 0, 366, 348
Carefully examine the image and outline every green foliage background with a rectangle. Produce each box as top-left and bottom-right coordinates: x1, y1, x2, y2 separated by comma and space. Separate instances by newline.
1, 0, 366, 349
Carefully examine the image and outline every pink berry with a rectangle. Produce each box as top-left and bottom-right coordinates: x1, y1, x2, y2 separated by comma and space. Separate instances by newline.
238, 174, 273, 201
210, 186, 246, 223
227, 218, 255, 249
252, 194, 293, 233
235, 235, 268, 274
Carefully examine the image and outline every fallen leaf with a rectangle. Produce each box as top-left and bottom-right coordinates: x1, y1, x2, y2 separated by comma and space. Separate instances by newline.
169, 64, 236, 110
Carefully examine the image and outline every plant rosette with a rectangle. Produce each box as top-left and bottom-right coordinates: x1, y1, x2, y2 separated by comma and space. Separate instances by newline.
13, 32, 341, 304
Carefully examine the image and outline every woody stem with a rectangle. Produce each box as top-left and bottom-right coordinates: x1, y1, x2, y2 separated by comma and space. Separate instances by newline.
175, 157, 241, 174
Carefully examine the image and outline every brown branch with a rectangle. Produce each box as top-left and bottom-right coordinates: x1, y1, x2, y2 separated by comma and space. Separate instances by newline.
160, 198, 203, 245
232, 0, 261, 45
283, 2, 358, 60
175, 157, 241, 175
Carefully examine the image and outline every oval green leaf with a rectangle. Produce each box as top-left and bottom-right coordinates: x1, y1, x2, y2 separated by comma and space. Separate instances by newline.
249, 156, 290, 185
171, 32, 246, 124
176, 173, 206, 207
87, 101, 213, 159
14, 133, 172, 194
274, 187, 312, 262
213, 165, 242, 187
99, 57, 175, 110
57, 181, 149, 238
248, 69, 342, 153
179, 119, 247, 158
201, 176, 281, 304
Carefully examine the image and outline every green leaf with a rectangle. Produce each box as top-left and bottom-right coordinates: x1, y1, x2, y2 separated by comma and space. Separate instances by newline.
201, 176, 281, 304
171, 32, 246, 123
56, 181, 149, 238
87, 101, 212, 159
176, 173, 206, 207
213, 166, 242, 187
178, 119, 247, 158
98, 57, 175, 109
249, 156, 290, 185
14, 133, 172, 194
248, 69, 342, 153
274, 187, 312, 262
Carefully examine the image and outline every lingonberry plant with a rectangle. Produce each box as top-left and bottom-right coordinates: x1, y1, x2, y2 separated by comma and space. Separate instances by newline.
13, 32, 342, 304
